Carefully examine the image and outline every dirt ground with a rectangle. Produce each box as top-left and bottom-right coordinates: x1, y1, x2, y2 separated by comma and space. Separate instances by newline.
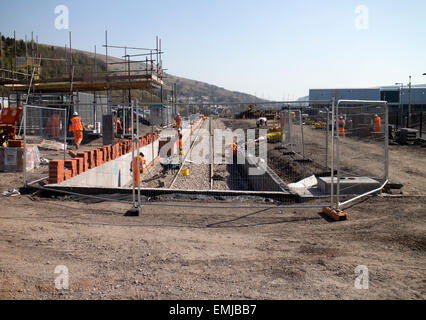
0, 118, 425, 300
0, 194, 424, 300
224, 118, 426, 194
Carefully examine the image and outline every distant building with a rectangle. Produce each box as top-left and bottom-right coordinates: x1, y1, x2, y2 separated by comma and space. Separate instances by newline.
309, 86, 426, 111
309, 85, 426, 126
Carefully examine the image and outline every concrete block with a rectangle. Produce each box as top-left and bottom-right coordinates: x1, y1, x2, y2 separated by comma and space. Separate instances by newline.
318, 176, 381, 195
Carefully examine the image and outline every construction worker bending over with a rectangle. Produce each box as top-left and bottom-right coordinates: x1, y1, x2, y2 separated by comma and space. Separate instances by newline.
373, 114, 381, 137
69, 111, 84, 149
114, 112, 123, 137
338, 116, 346, 137
131, 152, 146, 188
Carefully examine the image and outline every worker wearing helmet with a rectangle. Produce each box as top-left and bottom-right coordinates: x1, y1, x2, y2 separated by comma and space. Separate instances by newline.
338, 116, 346, 137
69, 111, 84, 149
373, 114, 381, 137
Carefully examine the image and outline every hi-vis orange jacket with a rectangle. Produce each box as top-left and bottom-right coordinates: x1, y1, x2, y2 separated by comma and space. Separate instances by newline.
133, 156, 146, 172
374, 116, 381, 130
69, 116, 83, 132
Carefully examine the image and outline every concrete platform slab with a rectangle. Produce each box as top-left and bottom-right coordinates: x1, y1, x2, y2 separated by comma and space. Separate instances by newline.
318, 176, 382, 195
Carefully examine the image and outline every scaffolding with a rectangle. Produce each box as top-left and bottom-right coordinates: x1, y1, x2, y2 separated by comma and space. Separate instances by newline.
0, 30, 169, 137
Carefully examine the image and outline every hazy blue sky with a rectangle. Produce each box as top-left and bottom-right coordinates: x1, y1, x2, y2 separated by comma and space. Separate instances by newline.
1, 0, 425, 100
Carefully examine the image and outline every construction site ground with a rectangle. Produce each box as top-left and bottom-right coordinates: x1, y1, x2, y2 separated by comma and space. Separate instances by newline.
0, 118, 425, 299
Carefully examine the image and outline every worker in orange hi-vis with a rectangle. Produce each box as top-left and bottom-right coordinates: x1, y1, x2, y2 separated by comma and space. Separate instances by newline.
373, 113, 381, 137
69, 111, 84, 149
132, 152, 146, 187
51, 113, 60, 139
114, 115, 123, 137
338, 116, 346, 137
175, 113, 182, 129
178, 129, 184, 155
232, 142, 238, 164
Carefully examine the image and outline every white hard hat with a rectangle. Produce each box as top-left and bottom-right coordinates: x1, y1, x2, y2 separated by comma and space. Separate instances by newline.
73, 111, 78, 116
375, 114, 378, 117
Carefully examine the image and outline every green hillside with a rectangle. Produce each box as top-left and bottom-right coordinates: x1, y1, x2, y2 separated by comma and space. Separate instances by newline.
0, 34, 263, 104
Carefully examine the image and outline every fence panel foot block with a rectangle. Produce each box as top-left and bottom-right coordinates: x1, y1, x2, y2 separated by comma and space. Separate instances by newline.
322, 207, 349, 221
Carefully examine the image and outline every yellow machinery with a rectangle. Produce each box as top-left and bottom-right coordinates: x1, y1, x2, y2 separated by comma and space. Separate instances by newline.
314, 121, 326, 129
266, 113, 282, 143
267, 131, 281, 143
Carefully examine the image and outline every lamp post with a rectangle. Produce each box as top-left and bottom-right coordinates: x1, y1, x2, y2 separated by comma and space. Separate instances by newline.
422, 74, 426, 136
395, 82, 404, 128
408, 76, 412, 127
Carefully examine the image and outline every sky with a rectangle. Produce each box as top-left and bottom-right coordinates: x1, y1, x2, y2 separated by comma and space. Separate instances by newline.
1, 0, 425, 100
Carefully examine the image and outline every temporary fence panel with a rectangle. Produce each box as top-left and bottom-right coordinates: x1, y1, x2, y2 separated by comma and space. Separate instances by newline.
331, 100, 388, 209
23, 105, 67, 185
31, 99, 390, 211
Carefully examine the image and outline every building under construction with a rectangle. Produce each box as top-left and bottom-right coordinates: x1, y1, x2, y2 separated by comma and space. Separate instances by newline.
0, 31, 170, 140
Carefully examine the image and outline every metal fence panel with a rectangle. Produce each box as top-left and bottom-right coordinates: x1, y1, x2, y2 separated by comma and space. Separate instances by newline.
25, 99, 390, 212
23, 105, 67, 185
333, 100, 388, 209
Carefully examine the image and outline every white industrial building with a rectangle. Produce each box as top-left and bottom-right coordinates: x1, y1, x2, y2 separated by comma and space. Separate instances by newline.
309, 85, 426, 127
